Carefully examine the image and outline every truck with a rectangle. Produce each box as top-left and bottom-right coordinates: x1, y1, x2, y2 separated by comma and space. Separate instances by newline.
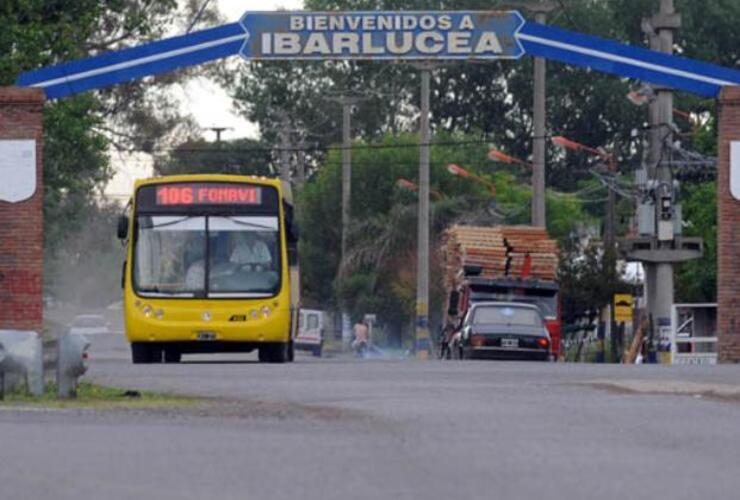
440, 225, 562, 360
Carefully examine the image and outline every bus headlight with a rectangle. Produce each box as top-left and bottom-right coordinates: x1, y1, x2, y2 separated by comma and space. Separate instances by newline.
142, 305, 153, 318
261, 305, 271, 318
155, 309, 164, 319
249, 309, 258, 319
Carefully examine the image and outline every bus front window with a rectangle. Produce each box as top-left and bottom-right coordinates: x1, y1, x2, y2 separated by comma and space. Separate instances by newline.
208, 216, 280, 297
134, 216, 206, 297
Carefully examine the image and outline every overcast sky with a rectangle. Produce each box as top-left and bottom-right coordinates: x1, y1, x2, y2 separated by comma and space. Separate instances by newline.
179, 0, 304, 142
106, 0, 303, 197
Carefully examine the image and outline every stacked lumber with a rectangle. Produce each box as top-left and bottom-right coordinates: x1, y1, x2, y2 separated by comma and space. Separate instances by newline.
500, 226, 558, 280
441, 225, 558, 288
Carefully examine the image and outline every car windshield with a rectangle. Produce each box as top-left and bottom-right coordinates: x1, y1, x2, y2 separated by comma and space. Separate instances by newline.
472, 306, 543, 327
134, 215, 280, 298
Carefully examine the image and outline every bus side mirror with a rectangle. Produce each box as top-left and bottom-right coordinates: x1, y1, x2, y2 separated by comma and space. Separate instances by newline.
117, 215, 129, 240
447, 291, 460, 316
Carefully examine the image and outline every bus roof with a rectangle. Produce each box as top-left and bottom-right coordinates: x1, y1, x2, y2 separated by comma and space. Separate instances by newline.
134, 174, 284, 190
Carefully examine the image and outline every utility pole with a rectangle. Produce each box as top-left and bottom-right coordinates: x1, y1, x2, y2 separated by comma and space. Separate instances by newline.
326, 94, 361, 345
523, 2, 557, 227
415, 63, 433, 359
624, 0, 700, 362
647, 0, 679, 360
341, 99, 353, 274
278, 116, 292, 183
207, 126, 231, 143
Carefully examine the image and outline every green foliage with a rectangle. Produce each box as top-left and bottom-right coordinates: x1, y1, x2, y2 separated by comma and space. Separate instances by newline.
298, 132, 591, 342
1, 2, 213, 296
558, 241, 621, 326
675, 182, 717, 303
154, 138, 274, 177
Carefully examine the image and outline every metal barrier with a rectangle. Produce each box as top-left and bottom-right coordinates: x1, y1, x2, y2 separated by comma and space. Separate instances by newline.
57, 333, 90, 398
0, 331, 44, 397
670, 304, 718, 365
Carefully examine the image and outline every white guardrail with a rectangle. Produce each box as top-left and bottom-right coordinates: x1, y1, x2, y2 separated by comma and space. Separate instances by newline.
670, 303, 718, 365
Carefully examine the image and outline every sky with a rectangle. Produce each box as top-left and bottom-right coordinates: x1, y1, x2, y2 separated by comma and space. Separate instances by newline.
105, 0, 303, 198
180, 0, 304, 142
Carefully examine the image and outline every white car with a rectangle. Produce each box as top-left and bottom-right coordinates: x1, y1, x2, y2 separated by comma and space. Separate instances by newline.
295, 309, 325, 356
69, 314, 110, 336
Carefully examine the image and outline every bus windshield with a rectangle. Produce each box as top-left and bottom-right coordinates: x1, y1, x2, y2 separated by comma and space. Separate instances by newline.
134, 215, 280, 298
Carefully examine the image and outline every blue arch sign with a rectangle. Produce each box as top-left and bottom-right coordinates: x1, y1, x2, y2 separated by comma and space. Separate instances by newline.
239, 11, 525, 60
16, 10, 740, 99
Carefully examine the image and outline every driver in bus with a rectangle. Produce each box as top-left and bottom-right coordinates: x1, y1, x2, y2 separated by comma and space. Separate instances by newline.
229, 232, 272, 271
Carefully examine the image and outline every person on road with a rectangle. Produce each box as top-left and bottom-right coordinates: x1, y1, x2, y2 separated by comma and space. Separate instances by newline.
351, 320, 369, 357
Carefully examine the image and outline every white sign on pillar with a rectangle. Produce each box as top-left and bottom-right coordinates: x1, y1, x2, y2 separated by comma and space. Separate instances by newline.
0, 140, 36, 203
731, 141, 740, 201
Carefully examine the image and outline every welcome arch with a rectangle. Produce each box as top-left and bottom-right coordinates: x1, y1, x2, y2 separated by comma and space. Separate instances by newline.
5, 10, 740, 361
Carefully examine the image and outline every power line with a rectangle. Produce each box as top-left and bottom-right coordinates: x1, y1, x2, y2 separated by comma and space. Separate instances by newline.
186, 0, 213, 33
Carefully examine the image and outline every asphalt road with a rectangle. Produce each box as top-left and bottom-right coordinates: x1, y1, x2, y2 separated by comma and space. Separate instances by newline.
2, 333, 740, 500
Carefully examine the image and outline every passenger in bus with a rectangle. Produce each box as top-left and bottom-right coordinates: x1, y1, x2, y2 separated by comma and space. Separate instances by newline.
229, 232, 272, 271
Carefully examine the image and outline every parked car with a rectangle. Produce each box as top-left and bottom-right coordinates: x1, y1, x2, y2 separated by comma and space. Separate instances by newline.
295, 309, 325, 357
449, 302, 551, 361
69, 314, 110, 336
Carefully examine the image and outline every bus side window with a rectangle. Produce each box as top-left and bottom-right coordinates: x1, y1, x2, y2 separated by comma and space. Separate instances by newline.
283, 201, 299, 266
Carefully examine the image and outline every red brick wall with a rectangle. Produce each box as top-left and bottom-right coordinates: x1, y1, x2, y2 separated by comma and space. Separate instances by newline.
718, 87, 740, 363
0, 87, 44, 332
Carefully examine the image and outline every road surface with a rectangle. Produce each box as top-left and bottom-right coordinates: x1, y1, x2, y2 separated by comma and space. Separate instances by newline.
1, 332, 739, 500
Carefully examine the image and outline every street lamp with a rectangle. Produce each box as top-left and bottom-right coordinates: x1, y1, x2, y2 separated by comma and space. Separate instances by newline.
396, 177, 444, 200
446, 164, 496, 195
551, 134, 618, 250
551, 136, 616, 171
488, 148, 533, 169
551, 134, 620, 365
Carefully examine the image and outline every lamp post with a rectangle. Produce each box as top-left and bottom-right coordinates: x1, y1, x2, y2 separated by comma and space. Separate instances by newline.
446, 163, 496, 196
396, 178, 444, 200
488, 148, 534, 169
551, 136, 617, 248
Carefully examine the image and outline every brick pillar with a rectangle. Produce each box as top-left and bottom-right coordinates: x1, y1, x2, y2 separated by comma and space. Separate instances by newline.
718, 86, 740, 362
0, 87, 45, 332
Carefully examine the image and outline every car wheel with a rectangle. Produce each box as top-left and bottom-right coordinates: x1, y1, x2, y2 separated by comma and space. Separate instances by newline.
164, 348, 181, 363
313, 344, 322, 357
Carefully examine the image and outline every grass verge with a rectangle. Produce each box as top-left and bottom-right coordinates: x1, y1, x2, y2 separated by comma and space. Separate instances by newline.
1, 381, 201, 410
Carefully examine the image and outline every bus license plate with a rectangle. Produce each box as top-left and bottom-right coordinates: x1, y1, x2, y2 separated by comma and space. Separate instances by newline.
501, 338, 519, 348
196, 331, 216, 341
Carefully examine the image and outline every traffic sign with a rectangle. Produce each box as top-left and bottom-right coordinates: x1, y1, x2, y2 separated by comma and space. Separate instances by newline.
238, 11, 526, 61
614, 294, 634, 323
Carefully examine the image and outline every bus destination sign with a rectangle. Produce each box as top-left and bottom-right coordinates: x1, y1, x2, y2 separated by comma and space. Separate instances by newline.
155, 183, 262, 206
239, 11, 525, 61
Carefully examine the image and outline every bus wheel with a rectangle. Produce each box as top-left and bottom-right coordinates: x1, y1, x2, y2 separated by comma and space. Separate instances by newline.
132, 343, 159, 364
258, 342, 289, 363
164, 348, 181, 363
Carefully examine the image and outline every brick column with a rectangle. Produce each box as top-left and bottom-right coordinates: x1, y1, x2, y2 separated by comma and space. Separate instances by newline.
0, 87, 45, 332
718, 86, 740, 362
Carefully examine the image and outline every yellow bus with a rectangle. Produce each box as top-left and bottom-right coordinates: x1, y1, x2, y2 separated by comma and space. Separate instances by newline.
116, 174, 300, 364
